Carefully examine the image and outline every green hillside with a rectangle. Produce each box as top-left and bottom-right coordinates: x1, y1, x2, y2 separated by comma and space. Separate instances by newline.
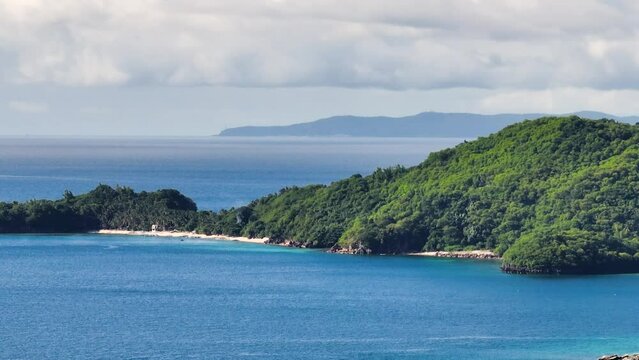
222, 116, 639, 274
2, 116, 639, 274
0, 186, 198, 233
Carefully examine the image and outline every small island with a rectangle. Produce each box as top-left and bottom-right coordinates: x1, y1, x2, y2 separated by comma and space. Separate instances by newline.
3, 116, 639, 275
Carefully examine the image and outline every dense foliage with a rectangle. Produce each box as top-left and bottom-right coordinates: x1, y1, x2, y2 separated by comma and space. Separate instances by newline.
4, 116, 639, 274
229, 116, 639, 274
0, 186, 198, 233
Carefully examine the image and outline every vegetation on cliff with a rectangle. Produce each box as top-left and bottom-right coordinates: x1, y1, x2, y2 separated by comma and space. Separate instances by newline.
229, 116, 639, 274
3, 116, 639, 274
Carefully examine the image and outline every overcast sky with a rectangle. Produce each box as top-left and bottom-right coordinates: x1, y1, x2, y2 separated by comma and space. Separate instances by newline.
2, 0, 639, 135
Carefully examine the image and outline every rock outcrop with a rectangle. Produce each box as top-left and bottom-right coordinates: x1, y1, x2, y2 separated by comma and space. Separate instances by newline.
328, 244, 372, 255
409, 250, 499, 259
599, 354, 639, 360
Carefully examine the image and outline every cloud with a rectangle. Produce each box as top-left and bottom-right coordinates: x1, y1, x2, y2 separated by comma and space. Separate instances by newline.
8, 100, 48, 113
476, 88, 639, 115
78, 106, 109, 115
0, 0, 638, 90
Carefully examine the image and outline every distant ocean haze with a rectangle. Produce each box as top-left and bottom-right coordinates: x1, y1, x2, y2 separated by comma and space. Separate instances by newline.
0, 136, 464, 210
219, 111, 639, 137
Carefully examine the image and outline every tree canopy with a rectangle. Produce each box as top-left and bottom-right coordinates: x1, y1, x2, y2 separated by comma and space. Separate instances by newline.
3, 116, 639, 274
228, 116, 639, 274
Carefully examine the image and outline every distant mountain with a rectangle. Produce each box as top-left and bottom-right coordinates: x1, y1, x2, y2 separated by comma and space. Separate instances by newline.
218, 111, 639, 137
216, 116, 639, 274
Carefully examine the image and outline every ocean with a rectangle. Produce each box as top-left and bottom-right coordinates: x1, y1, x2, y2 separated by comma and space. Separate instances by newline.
0, 137, 637, 359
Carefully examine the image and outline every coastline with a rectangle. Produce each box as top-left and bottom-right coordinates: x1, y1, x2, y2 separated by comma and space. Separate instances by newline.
94, 229, 270, 245
94, 230, 501, 260
408, 249, 500, 259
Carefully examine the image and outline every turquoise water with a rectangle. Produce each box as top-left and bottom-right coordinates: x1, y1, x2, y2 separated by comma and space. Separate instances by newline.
0, 234, 638, 359
0, 137, 638, 359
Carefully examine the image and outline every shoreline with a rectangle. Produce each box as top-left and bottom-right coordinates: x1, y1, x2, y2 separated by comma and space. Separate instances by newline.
93, 230, 499, 260
407, 249, 500, 259
94, 229, 270, 245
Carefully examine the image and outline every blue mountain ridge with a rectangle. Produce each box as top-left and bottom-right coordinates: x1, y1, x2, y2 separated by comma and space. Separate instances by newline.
218, 111, 639, 137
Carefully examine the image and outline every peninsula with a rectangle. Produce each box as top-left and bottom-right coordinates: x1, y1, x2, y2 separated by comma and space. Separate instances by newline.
3, 116, 639, 274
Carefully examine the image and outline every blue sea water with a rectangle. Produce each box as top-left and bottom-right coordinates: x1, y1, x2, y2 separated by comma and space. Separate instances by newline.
1, 234, 638, 359
0, 137, 638, 359
0, 136, 461, 210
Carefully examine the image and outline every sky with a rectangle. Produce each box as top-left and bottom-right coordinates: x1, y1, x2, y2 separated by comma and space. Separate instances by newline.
2, 0, 639, 136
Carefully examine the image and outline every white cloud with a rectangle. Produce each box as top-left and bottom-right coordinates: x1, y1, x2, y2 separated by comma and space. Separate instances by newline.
476, 88, 639, 115
8, 100, 48, 113
0, 0, 638, 89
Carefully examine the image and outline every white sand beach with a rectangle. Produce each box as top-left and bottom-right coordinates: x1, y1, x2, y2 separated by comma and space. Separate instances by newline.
95, 230, 499, 258
94, 229, 269, 245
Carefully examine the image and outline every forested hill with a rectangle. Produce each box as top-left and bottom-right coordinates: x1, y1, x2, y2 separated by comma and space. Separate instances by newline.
4, 116, 639, 274
0, 187, 199, 233
218, 111, 639, 138
226, 116, 639, 274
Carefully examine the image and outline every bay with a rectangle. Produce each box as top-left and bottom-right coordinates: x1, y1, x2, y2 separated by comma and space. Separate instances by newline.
0, 234, 637, 359
0, 136, 637, 359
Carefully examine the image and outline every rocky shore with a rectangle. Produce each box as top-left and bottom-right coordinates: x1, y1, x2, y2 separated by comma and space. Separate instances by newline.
327, 244, 373, 255
327, 246, 500, 258
500, 263, 560, 274
599, 354, 639, 360
408, 250, 499, 259
264, 238, 308, 248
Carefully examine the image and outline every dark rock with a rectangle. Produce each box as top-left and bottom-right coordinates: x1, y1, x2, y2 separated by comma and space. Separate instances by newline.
598, 354, 639, 360
326, 243, 372, 255
500, 264, 560, 275
328, 244, 341, 253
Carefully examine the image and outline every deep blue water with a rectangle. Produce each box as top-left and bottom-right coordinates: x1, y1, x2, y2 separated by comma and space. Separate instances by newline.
0, 137, 461, 210
0, 137, 638, 359
1, 234, 638, 359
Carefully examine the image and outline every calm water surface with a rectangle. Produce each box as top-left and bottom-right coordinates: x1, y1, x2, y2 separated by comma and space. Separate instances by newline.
0, 234, 638, 359
0, 137, 637, 359
0, 136, 462, 210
